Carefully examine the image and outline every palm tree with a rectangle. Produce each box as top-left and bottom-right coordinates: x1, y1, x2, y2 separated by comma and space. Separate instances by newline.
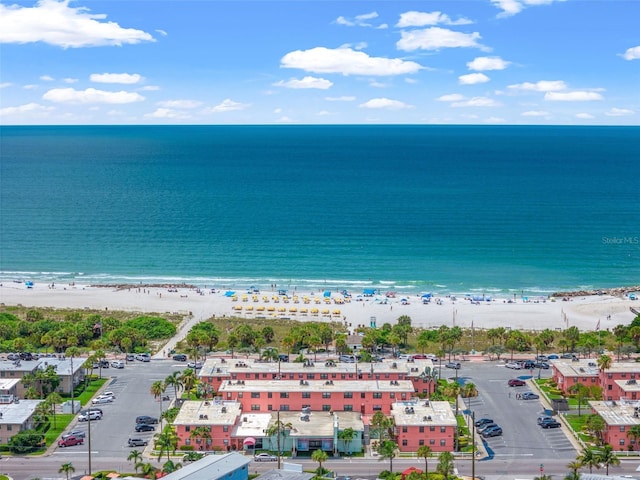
377, 440, 398, 473
65, 346, 81, 413
151, 380, 166, 421
162, 459, 182, 473
596, 444, 620, 475
597, 354, 612, 399
127, 449, 143, 472
568, 383, 589, 416
190, 426, 211, 451
46, 392, 63, 429
436, 451, 455, 480
338, 427, 356, 455
628, 424, 640, 450
155, 425, 178, 462
417, 445, 433, 478
165, 371, 183, 400
58, 462, 75, 480
578, 447, 600, 474
311, 449, 328, 475
180, 368, 198, 400
140, 462, 158, 480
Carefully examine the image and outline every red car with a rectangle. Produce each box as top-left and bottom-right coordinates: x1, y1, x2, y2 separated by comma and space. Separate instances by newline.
58, 435, 84, 447
508, 379, 526, 387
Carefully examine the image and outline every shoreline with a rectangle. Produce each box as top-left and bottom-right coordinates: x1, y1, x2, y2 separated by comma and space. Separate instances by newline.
1, 281, 638, 333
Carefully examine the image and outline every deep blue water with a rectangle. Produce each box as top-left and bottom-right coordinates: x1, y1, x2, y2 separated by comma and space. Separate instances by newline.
1, 125, 638, 296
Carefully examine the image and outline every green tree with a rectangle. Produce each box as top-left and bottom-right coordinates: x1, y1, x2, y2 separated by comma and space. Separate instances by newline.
127, 449, 144, 472
190, 426, 211, 450
417, 445, 433, 478
58, 462, 75, 480
377, 440, 398, 473
151, 380, 166, 421
165, 371, 183, 400
568, 383, 589, 416
46, 392, 63, 429
162, 459, 182, 473
154, 425, 178, 462
578, 447, 600, 474
338, 427, 356, 455
596, 444, 620, 475
8, 430, 44, 454
628, 424, 640, 450
566, 460, 582, 480
311, 449, 328, 475
586, 414, 606, 444
436, 451, 455, 480
180, 368, 198, 400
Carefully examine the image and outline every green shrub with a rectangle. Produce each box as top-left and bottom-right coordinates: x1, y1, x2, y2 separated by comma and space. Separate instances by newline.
127, 316, 176, 339
180, 445, 194, 451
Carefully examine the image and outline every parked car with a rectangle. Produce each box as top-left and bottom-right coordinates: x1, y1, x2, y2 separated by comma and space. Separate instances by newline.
536, 355, 548, 361
135, 423, 156, 432
535, 362, 550, 369
539, 418, 562, 428
111, 360, 125, 368
173, 354, 187, 361
78, 411, 102, 421
278, 354, 289, 362
187, 361, 203, 369
254, 452, 277, 462
58, 435, 84, 447
547, 354, 559, 360
505, 362, 521, 369
521, 392, 540, 400
128, 438, 149, 447
482, 426, 503, 437
474, 417, 494, 428
508, 379, 526, 387
81, 407, 103, 415
62, 429, 86, 439
478, 423, 499, 434
92, 396, 113, 404
522, 360, 536, 369
126, 353, 136, 361
537, 413, 554, 424
136, 415, 159, 425
136, 353, 151, 362
445, 362, 461, 369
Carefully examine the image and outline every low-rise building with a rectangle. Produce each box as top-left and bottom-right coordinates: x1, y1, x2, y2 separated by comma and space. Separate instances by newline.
173, 400, 242, 451
0, 378, 20, 404
391, 399, 457, 452
0, 399, 44, 445
161, 451, 250, 480
551, 359, 600, 396
589, 399, 640, 450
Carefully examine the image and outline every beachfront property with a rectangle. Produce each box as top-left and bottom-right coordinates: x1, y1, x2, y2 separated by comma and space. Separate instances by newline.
588, 399, 640, 449
0, 357, 86, 399
160, 451, 250, 480
0, 400, 43, 445
186, 356, 453, 454
551, 359, 639, 401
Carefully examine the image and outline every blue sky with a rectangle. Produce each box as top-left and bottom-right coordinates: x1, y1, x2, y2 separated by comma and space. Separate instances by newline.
1, 0, 638, 125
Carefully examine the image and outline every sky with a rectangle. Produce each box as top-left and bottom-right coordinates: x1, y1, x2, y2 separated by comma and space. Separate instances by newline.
0, 0, 639, 125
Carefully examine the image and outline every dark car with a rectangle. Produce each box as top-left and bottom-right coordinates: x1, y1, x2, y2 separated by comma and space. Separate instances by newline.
482, 426, 503, 437
173, 354, 187, 361
508, 379, 526, 387
540, 420, 561, 429
279, 354, 289, 362
128, 438, 149, 447
537, 415, 553, 424
474, 417, 494, 428
135, 423, 156, 432
136, 415, 159, 425
19, 352, 33, 361
478, 423, 499, 434
535, 362, 550, 369
58, 435, 84, 447
522, 360, 536, 369
521, 392, 540, 400
445, 362, 461, 369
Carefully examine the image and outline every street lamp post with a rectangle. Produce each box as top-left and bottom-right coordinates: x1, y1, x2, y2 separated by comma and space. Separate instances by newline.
471, 411, 475, 480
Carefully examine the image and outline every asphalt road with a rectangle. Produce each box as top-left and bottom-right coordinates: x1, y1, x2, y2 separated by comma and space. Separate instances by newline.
3, 358, 640, 480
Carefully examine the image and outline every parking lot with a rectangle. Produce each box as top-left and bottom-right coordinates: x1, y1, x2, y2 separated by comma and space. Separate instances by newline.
452, 360, 577, 461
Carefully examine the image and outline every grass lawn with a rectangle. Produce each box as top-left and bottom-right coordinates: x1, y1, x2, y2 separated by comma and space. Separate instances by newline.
565, 414, 594, 443
43, 413, 75, 445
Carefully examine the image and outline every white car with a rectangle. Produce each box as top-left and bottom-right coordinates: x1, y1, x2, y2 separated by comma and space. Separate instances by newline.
78, 411, 102, 421
92, 396, 114, 404
505, 362, 521, 369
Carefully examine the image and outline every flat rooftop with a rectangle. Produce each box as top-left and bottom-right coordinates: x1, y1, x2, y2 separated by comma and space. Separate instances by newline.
552, 359, 600, 377
173, 400, 242, 425
219, 379, 414, 393
391, 400, 457, 427
0, 400, 43, 425
0, 378, 20, 391
589, 400, 640, 426
276, 411, 363, 438
615, 379, 640, 393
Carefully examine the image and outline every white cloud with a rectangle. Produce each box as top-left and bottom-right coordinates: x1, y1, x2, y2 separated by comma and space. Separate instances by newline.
605, 107, 634, 117
43, 87, 145, 104
157, 100, 202, 109
325, 96, 356, 102
359, 98, 413, 110
405, 78, 418, 84
281, 47, 423, 76
491, 0, 564, 18
145, 108, 191, 119
273, 76, 333, 90
622, 46, 640, 60
521, 110, 549, 116
544, 91, 603, 101
396, 11, 473, 27
335, 11, 386, 29
23, 84, 38, 89
397, 27, 485, 52
90, 73, 143, 84
451, 96, 500, 107
106, 109, 126, 116
40, 75, 54, 81
459, 73, 490, 85
207, 99, 250, 113
575, 113, 594, 119
0, 102, 53, 115
0, 82, 13, 88
467, 56, 510, 71
437, 93, 465, 102
155, 29, 167, 37
0, 0, 155, 48
508, 80, 567, 92
140, 85, 160, 91
317, 110, 333, 116
63, 77, 78, 84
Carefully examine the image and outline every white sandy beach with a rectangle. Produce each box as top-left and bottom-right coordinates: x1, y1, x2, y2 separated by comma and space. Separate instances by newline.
0, 281, 638, 334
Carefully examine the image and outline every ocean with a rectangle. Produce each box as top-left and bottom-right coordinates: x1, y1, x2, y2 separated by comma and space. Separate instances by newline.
1, 125, 638, 297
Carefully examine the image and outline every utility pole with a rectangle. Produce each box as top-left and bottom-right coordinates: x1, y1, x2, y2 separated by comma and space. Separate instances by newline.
277, 410, 281, 470
471, 411, 475, 480
88, 410, 92, 475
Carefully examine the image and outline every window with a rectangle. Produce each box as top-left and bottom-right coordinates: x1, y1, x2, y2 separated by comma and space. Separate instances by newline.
320, 374, 328, 379
620, 426, 626, 432
429, 439, 435, 445
308, 374, 315, 380
608, 385, 613, 390
186, 438, 191, 446
238, 392, 243, 398
280, 405, 290, 411
361, 393, 366, 399
251, 405, 260, 411
390, 393, 395, 399
620, 439, 626, 446
401, 393, 406, 400
441, 426, 446, 433
419, 439, 424, 446
185, 426, 191, 432
323, 405, 332, 411
341, 374, 346, 379
419, 426, 425, 433
344, 392, 353, 399
344, 405, 353, 411
268, 405, 273, 411
268, 392, 273, 398
280, 392, 289, 398
402, 439, 408, 446
402, 426, 407, 433
223, 425, 229, 432
302, 392, 311, 399
373, 405, 382, 411
373, 392, 382, 399
440, 439, 446, 446
430, 426, 435, 432
251, 392, 260, 398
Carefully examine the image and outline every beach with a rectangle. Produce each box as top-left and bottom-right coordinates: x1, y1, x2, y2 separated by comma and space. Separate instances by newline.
1, 281, 637, 334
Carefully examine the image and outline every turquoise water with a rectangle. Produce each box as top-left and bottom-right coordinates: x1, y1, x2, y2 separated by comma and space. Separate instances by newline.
1, 125, 638, 296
